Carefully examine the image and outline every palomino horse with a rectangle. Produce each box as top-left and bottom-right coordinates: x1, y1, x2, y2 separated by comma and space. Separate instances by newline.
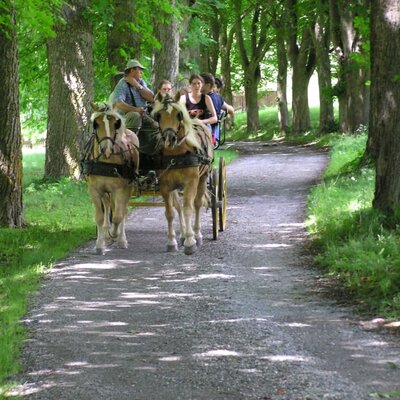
81, 103, 139, 254
152, 93, 213, 255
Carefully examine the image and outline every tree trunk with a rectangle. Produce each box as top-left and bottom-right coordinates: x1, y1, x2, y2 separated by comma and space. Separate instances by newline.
151, 0, 179, 91
245, 68, 261, 132
276, 31, 289, 135
286, 0, 316, 134
330, 0, 369, 133
107, 0, 141, 89
0, 0, 23, 227
219, 18, 234, 105
370, 0, 400, 216
312, 2, 335, 134
292, 65, 312, 133
45, 0, 93, 180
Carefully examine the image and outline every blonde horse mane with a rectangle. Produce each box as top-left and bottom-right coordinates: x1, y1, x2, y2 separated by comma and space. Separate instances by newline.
152, 94, 201, 149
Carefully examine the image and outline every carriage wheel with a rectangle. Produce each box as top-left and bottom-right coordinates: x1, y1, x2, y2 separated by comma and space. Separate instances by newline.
210, 168, 219, 240
218, 157, 227, 232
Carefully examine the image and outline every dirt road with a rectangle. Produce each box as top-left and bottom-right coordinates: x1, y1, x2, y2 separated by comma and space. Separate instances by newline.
12, 142, 400, 399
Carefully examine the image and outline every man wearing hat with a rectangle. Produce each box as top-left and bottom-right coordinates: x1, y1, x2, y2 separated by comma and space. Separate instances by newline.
109, 59, 160, 154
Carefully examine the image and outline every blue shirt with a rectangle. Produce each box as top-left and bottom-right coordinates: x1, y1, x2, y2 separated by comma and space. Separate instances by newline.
208, 91, 225, 127
109, 78, 148, 109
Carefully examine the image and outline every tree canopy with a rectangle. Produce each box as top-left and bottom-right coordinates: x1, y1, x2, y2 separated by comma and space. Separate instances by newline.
1, 0, 400, 225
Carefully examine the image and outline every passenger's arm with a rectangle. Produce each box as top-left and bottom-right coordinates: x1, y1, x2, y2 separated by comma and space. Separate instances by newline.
114, 101, 145, 115
222, 102, 234, 116
202, 95, 218, 125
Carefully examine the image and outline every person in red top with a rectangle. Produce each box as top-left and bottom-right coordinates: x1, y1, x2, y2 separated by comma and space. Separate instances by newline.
179, 74, 217, 126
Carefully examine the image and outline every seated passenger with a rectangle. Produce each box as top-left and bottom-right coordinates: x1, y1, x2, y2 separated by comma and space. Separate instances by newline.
157, 79, 173, 96
109, 59, 160, 155
200, 73, 234, 144
179, 74, 217, 127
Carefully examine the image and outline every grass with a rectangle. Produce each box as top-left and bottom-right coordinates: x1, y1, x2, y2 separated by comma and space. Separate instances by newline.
0, 146, 238, 391
0, 151, 95, 388
306, 131, 400, 317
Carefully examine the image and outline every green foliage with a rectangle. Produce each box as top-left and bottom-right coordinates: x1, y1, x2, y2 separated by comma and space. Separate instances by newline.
0, 150, 94, 384
307, 133, 400, 317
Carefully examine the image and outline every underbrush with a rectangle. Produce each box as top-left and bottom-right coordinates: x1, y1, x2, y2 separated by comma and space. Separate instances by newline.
307, 133, 400, 318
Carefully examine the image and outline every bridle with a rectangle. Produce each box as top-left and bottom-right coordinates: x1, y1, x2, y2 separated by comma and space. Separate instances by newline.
154, 97, 188, 147
90, 110, 131, 161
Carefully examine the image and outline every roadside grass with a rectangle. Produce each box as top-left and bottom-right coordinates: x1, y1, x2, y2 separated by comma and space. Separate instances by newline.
306, 132, 400, 317
0, 146, 238, 390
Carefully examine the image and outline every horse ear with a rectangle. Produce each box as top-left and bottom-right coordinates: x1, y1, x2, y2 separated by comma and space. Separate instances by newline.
177, 111, 183, 121
90, 102, 99, 112
156, 92, 163, 102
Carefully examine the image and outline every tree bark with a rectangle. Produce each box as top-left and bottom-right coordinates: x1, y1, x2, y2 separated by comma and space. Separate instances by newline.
235, 1, 273, 132
219, 14, 234, 105
286, 0, 316, 134
45, 0, 93, 180
107, 0, 141, 90
370, 0, 400, 216
275, 28, 289, 135
151, 0, 179, 91
329, 0, 369, 133
311, 1, 335, 134
0, 0, 23, 227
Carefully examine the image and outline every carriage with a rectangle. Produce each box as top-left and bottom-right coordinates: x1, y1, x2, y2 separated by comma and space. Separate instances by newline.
81, 94, 227, 255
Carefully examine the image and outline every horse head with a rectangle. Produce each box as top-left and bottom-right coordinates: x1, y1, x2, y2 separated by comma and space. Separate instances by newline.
90, 102, 125, 159
152, 93, 194, 149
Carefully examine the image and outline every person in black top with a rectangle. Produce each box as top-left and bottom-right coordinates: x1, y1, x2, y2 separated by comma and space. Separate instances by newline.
179, 74, 217, 126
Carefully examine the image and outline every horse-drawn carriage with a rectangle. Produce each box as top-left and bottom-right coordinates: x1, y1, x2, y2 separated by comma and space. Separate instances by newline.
81, 93, 227, 255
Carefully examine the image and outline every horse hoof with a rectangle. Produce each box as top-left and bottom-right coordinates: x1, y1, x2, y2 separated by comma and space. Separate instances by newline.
118, 242, 128, 249
167, 244, 178, 252
95, 247, 105, 255
184, 244, 197, 255
196, 237, 203, 247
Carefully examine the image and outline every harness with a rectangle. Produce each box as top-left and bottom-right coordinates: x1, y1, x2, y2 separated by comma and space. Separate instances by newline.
80, 122, 138, 182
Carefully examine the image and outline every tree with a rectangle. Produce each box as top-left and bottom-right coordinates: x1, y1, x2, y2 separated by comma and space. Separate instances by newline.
45, 0, 94, 180
329, 0, 369, 133
370, 0, 400, 216
286, 0, 316, 134
311, 0, 335, 134
272, 2, 289, 134
107, 0, 142, 89
0, 0, 24, 227
234, 0, 274, 132
151, 0, 180, 90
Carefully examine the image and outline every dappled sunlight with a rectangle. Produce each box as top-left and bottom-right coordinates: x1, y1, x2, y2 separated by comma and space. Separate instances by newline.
283, 322, 312, 328
120, 291, 198, 299
239, 242, 292, 249
193, 349, 242, 358
261, 355, 313, 363
166, 273, 236, 283
206, 317, 272, 324
159, 356, 182, 362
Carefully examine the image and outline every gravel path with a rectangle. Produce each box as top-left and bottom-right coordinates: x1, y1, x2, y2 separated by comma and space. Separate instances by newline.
11, 142, 400, 400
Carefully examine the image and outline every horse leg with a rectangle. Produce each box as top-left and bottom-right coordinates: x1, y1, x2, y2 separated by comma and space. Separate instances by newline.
172, 190, 185, 246
110, 188, 131, 249
161, 190, 178, 252
89, 189, 108, 254
102, 194, 113, 246
193, 175, 208, 247
182, 183, 198, 255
